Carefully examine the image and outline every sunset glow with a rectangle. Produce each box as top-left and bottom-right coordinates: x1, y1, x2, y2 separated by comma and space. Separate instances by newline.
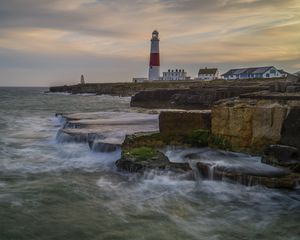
1, 0, 299, 86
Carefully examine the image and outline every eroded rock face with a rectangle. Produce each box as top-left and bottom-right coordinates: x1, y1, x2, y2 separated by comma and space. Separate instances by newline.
130, 89, 191, 108
280, 107, 300, 149
130, 86, 270, 109
212, 99, 288, 153
159, 110, 211, 136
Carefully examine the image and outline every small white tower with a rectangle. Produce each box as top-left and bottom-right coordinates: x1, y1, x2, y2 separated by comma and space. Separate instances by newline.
148, 30, 160, 80
80, 74, 85, 84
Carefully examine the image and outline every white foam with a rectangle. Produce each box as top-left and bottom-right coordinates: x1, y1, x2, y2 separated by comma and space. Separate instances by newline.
44, 92, 71, 95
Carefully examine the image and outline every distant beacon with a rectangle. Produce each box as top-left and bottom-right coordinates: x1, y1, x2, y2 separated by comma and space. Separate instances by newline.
80, 74, 85, 84
148, 30, 160, 80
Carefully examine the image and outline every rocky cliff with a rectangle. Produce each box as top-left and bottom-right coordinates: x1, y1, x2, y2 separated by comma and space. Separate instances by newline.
211, 97, 300, 154
159, 110, 211, 135
130, 86, 271, 109
49, 80, 226, 97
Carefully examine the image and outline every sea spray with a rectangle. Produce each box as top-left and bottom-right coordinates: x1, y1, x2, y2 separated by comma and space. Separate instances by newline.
0, 88, 299, 240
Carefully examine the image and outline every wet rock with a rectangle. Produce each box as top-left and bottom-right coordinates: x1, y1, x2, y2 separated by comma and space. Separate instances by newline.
280, 107, 300, 149
56, 129, 88, 143
116, 147, 191, 173
262, 145, 300, 173
56, 112, 159, 149
159, 110, 211, 136
185, 149, 298, 189
88, 140, 120, 152
196, 161, 298, 189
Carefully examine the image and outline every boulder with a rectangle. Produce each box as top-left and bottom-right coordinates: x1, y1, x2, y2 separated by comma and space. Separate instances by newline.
122, 132, 166, 149
262, 145, 300, 172
280, 107, 300, 149
116, 147, 191, 173
159, 110, 211, 136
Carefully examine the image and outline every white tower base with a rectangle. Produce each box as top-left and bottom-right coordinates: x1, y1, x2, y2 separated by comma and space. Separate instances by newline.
149, 66, 160, 80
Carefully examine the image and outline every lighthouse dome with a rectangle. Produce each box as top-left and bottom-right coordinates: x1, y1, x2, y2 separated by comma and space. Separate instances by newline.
152, 30, 159, 39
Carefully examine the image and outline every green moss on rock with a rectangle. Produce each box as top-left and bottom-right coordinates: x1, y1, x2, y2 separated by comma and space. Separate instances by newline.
116, 146, 191, 173
125, 147, 157, 161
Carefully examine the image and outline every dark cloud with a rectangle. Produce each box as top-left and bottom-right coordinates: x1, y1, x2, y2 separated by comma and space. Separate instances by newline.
0, 0, 127, 38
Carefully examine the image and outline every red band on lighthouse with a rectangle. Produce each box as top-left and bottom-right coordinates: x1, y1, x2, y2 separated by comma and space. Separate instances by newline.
150, 53, 160, 66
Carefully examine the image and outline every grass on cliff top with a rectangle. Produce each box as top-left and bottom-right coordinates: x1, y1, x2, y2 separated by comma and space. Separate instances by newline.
186, 129, 210, 147
127, 147, 157, 160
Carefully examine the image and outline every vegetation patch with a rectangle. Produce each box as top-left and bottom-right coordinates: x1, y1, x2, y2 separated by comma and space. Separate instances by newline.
185, 129, 210, 147
209, 134, 232, 151
126, 147, 157, 160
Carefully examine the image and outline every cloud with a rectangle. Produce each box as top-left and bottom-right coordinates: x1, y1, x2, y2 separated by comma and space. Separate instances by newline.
0, 0, 299, 86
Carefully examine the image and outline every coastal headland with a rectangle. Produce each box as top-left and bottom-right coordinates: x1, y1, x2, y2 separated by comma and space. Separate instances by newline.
52, 76, 300, 189
50, 78, 286, 109
49, 78, 282, 96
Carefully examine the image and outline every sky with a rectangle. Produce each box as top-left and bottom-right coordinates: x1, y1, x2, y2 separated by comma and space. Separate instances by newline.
0, 0, 299, 87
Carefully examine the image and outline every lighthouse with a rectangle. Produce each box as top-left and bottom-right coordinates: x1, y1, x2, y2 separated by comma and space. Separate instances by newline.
148, 30, 160, 80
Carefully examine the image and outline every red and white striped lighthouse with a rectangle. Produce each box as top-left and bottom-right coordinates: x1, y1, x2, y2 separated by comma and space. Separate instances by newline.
148, 30, 160, 80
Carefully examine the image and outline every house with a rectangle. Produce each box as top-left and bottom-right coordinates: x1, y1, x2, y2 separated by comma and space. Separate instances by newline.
197, 68, 219, 80
278, 70, 289, 78
221, 66, 284, 80
162, 69, 190, 81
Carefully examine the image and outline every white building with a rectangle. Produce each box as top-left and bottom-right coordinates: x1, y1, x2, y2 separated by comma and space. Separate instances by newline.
197, 68, 219, 80
221, 66, 284, 80
162, 69, 190, 81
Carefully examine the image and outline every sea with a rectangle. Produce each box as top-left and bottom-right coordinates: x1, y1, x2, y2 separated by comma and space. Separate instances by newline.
0, 87, 299, 240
